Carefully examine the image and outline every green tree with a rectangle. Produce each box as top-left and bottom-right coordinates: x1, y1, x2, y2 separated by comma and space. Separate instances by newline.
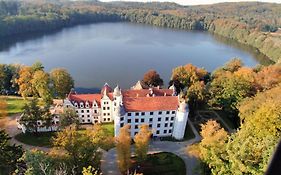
50, 68, 74, 98
20, 98, 43, 134
59, 107, 79, 129
134, 124, 152, 162
115, 124, 131, 174
142, 69, 163, 87
0, 130, 23, 174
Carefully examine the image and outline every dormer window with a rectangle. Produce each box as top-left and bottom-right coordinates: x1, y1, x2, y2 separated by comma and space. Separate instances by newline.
80, 103, 84, 108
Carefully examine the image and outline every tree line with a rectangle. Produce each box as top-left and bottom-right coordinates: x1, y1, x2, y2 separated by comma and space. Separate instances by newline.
0, 61, 74, 101
0, 1, 280, 62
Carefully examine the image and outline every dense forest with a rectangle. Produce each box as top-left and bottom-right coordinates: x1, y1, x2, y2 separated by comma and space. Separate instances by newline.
0, 0, 280, 63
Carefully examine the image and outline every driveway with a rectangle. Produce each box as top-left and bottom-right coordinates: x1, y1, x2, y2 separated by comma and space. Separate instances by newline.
101, 119, 201, 175
0, 114, 50, 152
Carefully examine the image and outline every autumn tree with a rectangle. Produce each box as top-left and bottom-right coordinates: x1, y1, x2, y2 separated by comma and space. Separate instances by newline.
187, 81, 206, 111
31, 70, 52, 104
189, 85, 281, 175
142, 69, 163, 87
59, 107, 79, 129
0, 130, 23, 174
115, 124, 131, 174
52, 126, 100, 173
86, 124, 115, 151
50, 68, 74, 98
16, 66, 35, 98
134, 124, 152, 162
171, 64, 208, 88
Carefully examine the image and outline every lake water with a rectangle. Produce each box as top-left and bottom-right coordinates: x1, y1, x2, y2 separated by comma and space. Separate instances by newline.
0, 22, 270, 91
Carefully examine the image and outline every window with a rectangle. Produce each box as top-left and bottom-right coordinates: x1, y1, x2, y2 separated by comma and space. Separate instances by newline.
170, 123, 173, 127
158, 118, 161, 122
141, 118, 144, 123
135, 125, 138, 129
172, 111, 175, 114
107, 118, 110, 121
128, 113, 131, 116
103, 118, 106, 122
157, 123, 161, 127
171, 117, 174, 121
94, 110, 97, 113
135, 118, 139, 123
164, 130, 167, 134
165, 117, 169, 121
104, 102, 106, 105
156, 130, 160, 134
81, 110, 84, 113
120, 123, 124, 127
165, 123, 168, 127
149, 124, 152, 128
128, 119, 131, 123
141, 112, 145, 116
87, 110, 90, 113
88, 115, 90, 118
169, 129, 172, 133
107, 113, 110, 116
136, 112, 139, 116
120, 117, 124, 121
103, 107, 106, 110
107, 107, 110, 110
88, 119, 90, 122
103, 113, 106, 116
149, 118, 153, 122
150, 112, 154, 115
158, 111, 162, 115
166, 111, 170, 114
81, 115, 84, 118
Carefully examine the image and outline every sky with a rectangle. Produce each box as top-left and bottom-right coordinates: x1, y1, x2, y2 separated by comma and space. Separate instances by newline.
100, 0, 281, 5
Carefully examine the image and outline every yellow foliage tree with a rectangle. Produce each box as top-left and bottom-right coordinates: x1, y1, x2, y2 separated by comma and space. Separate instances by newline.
134, 124, 152, 162
115, 124, 131, 174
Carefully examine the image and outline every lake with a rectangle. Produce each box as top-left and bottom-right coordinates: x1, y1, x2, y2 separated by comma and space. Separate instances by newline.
0, 22, 270, 91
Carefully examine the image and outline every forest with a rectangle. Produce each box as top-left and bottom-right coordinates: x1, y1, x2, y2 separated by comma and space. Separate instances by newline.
0, 0, 280, 63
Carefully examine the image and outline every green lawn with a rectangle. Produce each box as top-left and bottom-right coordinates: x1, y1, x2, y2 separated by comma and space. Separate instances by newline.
5, 96, 26, 117
14, 132, 56, 147
101, 123, 114, 137
161, 121, 195, 142
131, 152, 186, 175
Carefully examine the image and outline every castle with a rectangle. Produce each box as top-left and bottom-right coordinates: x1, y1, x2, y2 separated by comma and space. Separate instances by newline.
64, 83, 189, 139
18, 83, 189, 140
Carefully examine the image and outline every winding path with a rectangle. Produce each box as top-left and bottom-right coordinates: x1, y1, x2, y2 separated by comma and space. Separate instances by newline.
101, 119, 201, 175
0, 114, 50, 152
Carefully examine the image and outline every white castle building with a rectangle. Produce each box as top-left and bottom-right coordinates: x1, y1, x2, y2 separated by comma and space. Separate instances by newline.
63, 83, 189, 139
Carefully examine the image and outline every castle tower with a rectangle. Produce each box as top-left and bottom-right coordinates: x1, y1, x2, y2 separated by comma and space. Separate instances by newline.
172, 98, 189, 140
114, 104, 124, 137
113, 85, 123, 106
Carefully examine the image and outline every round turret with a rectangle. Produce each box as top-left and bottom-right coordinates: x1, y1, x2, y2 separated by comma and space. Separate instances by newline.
178, 100, 187, 113
113, 85, 121, 96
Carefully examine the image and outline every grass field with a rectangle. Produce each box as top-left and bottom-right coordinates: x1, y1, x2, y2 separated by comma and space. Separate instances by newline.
161, 121, 195, 142
4, 96, 26, 117
131, 152, 186, 175
101, 123, 114, 137
15, 132, 56, 147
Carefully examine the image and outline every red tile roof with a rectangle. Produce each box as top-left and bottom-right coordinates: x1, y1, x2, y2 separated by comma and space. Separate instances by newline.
122, 88, 174, 98
67, 88, 178, 111
69, 94, 102, 106
123, 96, 179, 112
